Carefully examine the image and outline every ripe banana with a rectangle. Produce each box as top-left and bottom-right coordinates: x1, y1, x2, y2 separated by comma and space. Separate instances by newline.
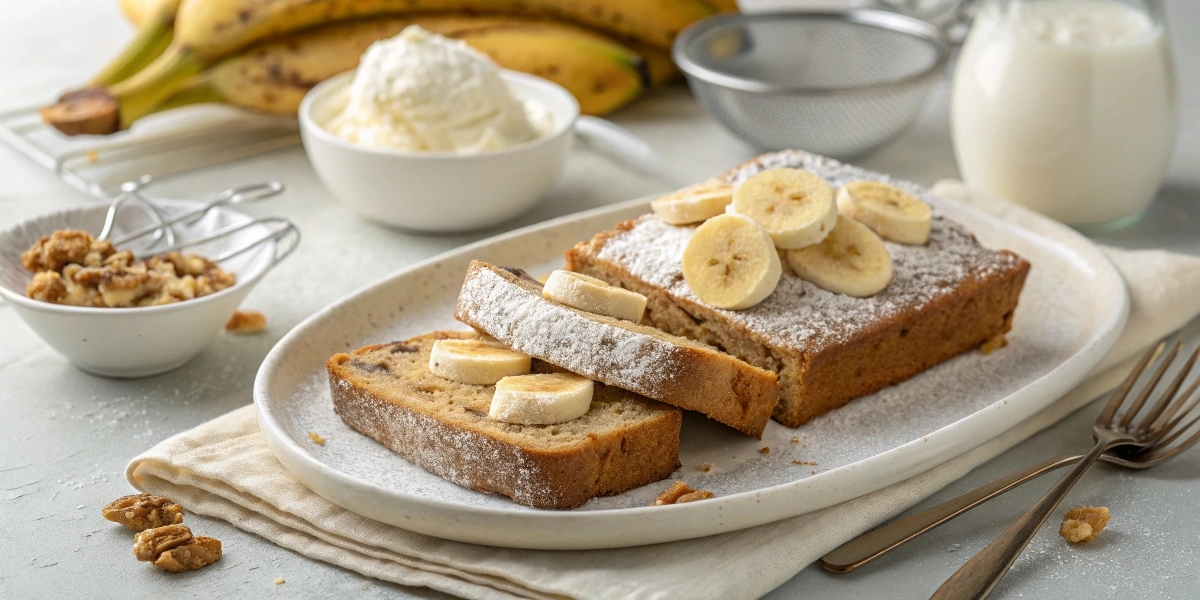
172, 0, 716, 59
489, 373, 595, 425
730, 168, 838, 250
429, 338, 532, 385
787, 216, 894, 298
651, 179, 733, 225
542, 270, 648, 322
118, 0, 170, 26
836, 181, 932, 245
682, 213, 782, 310
44, 15, 656, 134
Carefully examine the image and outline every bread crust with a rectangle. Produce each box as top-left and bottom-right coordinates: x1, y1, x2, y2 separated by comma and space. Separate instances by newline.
327, 331, 682, 510
454, 261, 781, 438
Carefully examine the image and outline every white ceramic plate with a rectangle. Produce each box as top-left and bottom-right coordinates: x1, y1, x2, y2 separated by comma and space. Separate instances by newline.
254, 195, 1126, 550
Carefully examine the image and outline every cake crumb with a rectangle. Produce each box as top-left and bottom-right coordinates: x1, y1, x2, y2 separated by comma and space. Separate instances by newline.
792, 460, 817, 466
980, 332, 1008, 355
85, 150, 99, 163
696, 464, 712, 473
790, 437, 799, 444
275, 577, 286, 585
226, 310, 267, 334
653, 481, 715, 505
308, 431, 326, 446
760, 447, 770, 454
1060, 506, 1109, 543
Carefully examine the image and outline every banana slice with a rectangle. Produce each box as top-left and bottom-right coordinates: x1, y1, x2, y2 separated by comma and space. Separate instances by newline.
429, 339, 531, 385
489, 373, 594, 425
837, 180, 932, 245
650, 179, 734, 225
542, 270, 647, 322
730, 168, 837, 249
787, 216, 893, 298
681, 213, 782, 310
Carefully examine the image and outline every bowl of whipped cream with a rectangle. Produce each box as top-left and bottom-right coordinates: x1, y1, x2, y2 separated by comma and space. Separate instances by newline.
299, 26, 578, 232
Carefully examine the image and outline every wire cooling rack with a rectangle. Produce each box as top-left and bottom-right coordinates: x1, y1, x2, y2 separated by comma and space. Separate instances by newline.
0, 103, 301, 199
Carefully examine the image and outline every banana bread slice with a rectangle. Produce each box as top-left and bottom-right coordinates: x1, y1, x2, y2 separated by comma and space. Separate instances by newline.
454, 261, 781, 438
566, 150, 1030, 427
328, 331, 682, 510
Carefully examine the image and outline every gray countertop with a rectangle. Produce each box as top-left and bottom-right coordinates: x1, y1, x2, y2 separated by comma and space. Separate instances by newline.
2, 1, 1198, 597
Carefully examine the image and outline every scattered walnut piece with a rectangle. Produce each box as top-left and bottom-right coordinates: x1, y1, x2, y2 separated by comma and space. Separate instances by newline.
677, 490, 714, 503
153, 536, 222, 572
225, 309, 267, 334
760, 447, 770, 455
696, 464, 712, 473
134, 524, 194, 562
1060, 506, 1110, 544
308, 431, 326, 446
102, 493, 184, 531
981, 333, 1008, 355
790, 437, 800, 444
275, 577, 286, 585
653, 481, 715, 505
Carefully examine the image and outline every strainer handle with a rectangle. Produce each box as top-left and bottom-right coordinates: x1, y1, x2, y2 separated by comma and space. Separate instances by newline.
574, 116, 685, 188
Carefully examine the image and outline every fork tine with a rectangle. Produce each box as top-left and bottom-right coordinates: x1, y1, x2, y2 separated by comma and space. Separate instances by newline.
1152, 410, 1200, 450
1144, 414, 1200, 462
1119, 342, 1181, 429
1136, 345, 1200, 432
1157, 384, 1200, 437
1151, 365, 1200, 431
1099, 342, 1165, 426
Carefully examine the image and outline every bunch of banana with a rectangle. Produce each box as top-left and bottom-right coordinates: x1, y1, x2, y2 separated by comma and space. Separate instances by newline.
43, 0, 737, 135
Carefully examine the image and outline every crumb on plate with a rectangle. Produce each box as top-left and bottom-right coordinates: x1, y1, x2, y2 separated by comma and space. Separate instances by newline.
653, 481, 715, 506
308, 431, 326, 446
226, 309, 267, 334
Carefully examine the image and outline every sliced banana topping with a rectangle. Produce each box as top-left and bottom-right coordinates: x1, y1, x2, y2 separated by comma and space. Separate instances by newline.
429, 338, 531, 386
489, 373, 595, 425
542, 270, 648, 322
650, 179, 734, 225
681, 213, 782, 310
837, 181, 932, 245
730, 167, 837, 249
787, 216, 893, 298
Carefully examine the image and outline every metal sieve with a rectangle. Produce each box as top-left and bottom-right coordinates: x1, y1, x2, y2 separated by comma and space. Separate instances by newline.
673, 10, 951, 160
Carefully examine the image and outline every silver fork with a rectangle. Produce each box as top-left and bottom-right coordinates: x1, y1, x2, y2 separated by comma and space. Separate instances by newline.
924, 342, 1200, 599
820, 403, 1200, 573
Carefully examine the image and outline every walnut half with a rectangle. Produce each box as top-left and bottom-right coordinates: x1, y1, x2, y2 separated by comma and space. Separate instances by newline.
153, 536, 222, 572
102, 493, 184, 531
134, 524, 193, 562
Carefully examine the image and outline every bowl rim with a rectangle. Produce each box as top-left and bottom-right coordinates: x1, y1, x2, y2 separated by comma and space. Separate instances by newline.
298, 69, 580, 159
672, 8, 952, 96
0, 199, 280, 317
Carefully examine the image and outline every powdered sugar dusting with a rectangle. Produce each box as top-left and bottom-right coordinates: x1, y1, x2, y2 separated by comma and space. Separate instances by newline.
597, 152, 1023, 349
458, 266, 685, 398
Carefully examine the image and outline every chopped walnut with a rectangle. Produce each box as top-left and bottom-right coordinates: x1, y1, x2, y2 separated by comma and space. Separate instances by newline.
653, 481, 715, 505
153, 536, 222, 572
133, 524, 194, 562
102, 493, 184, 531
21, 229, 114, 273
981, 333, 1008, 355
760, 447, 770, 454
1060, 506, 1110, 543
696, 464, 713, 473
21, 229, 235, 308
225, 310, 267, 334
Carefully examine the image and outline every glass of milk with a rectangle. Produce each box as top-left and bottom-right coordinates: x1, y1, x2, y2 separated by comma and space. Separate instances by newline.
951, 0, 1178, 232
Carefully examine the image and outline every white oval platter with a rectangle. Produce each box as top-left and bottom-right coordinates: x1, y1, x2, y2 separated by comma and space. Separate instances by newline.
254, 194, 1126, 550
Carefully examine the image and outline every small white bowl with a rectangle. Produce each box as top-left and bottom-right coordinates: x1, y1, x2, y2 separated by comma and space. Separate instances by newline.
299, 70, 579, 232
0, 200, 295, 378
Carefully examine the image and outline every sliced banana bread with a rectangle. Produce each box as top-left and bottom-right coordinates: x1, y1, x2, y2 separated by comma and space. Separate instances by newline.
566, 150, 1031, 427
454, 261, 781, 438
327, 331, 682, 510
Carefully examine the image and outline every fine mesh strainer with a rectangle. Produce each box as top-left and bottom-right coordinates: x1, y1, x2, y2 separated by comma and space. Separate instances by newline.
673, 10, 951, 160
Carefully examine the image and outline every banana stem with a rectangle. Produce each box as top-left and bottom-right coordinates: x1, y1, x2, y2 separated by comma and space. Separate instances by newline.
109, 45, 211, 129
89, 18, 176, 86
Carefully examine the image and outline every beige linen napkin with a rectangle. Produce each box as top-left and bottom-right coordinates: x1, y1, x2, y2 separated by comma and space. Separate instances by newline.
127, 183, 1200, 600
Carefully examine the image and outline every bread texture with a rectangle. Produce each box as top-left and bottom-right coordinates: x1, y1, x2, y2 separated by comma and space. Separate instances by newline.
454, 261, 781, 438
327, 331, 683, 510
566, 150, 1031, 427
